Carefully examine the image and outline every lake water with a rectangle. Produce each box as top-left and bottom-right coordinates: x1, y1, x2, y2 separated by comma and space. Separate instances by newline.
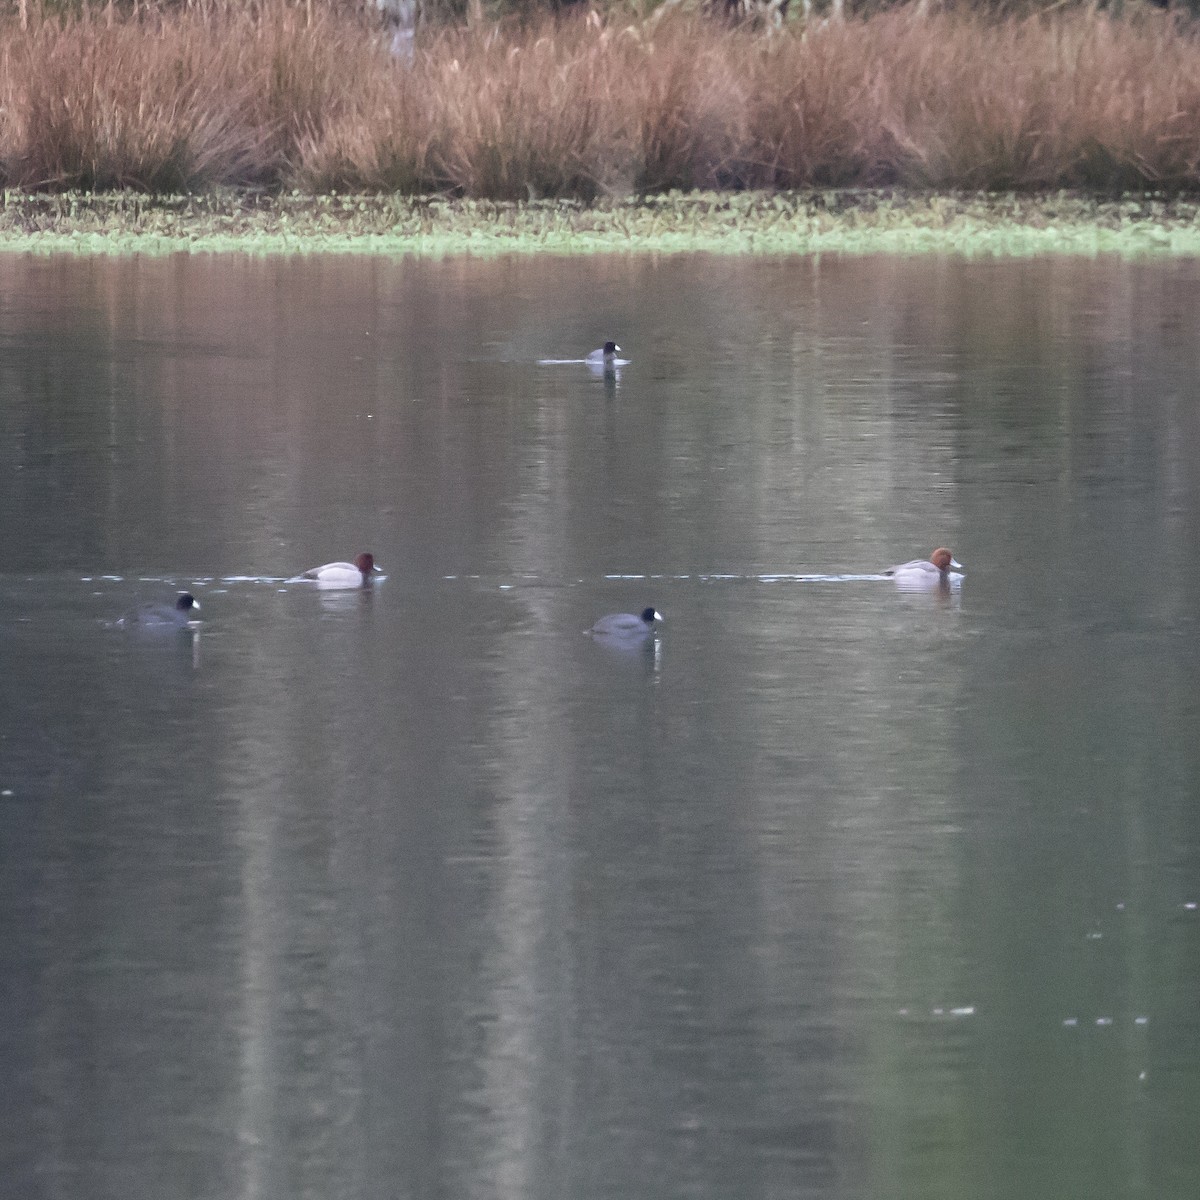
2, 251, 1199, 1200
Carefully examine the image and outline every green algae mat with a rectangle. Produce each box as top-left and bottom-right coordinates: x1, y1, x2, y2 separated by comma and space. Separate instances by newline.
3, 191, 1200, 257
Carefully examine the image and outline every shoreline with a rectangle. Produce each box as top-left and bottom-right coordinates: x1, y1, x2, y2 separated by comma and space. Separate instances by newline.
2, 191, 1200, 258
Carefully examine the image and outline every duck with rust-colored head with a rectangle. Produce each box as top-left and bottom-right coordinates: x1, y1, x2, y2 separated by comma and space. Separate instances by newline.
290, 552, 382, 590
884, 548, 963, 589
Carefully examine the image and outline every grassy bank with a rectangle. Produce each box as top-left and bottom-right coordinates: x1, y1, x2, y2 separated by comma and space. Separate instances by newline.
2, 5, 1200, 198
3, 190, 1200, 257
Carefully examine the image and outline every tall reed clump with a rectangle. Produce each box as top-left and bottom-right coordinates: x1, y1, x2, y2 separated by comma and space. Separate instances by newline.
299, 19, 635, 199
0, 0, 380, 191
878, 9, 1200, 190
0, 13, 263, 190
2, 3, 1200, 196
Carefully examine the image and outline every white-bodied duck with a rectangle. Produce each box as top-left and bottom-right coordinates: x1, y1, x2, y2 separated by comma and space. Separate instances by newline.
883, 548, 963, 589
290, 552, 381, 589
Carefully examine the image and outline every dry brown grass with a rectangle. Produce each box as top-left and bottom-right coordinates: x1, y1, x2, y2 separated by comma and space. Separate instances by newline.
1, 3, 1199, 196
879, 11, 1200, 189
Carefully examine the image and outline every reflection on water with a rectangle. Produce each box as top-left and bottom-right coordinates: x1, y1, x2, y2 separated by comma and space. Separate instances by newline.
1, 253, 1199, 1200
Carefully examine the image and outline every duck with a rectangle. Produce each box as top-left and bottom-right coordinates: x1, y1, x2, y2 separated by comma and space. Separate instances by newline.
587, 607, 662, 638
585, 341, 622, 366
290, 552, 381, 589
124, 593, 201, 627
883, 548, 963, 589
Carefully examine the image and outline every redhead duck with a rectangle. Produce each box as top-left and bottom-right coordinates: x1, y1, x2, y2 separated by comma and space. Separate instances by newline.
884, 548, 963, 588
290, 552, 381, 589
124, 593, 201, 627
587, 607, 662, 638
586, 341, 621, 366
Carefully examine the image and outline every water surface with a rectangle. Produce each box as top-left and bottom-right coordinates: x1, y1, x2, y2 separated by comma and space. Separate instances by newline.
2, 253, 1199, 1200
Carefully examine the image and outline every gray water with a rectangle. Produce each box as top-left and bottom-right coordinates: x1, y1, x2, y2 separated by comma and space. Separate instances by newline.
2, 252, 1199, 1200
